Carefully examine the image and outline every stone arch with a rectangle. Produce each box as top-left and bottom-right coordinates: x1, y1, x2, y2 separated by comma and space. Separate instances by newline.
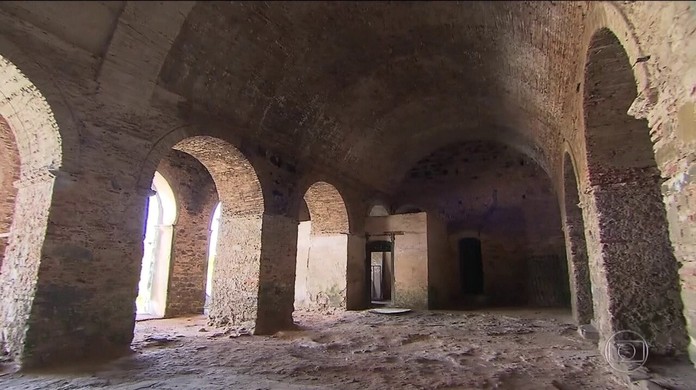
0, 56, 62, 175
139, 133, 267, 328
136, 171, 177, 318
97, 2, 195, 111
0, 116, 20, 268
173, 137, 264, 216
152, 171, 178, 225
304, 181, 350, 236
0, 54, 66, 362
173, 136, 264, 327
580, 27, 687, 355
560, 150, 594, 326
151, 149, 219, 318
0, 36, 81, 174
294, 181, 350, 311
582, 3, 655, 121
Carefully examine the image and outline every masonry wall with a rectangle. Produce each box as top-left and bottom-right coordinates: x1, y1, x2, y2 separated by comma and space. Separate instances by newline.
613, 2, 696, 360
366, 213, 429, 309
427, 213, 457, 309
0, 0, 693, 370
396, 141, 569, 308
294, 220, 311, 309
296, 182, 351, 311
346, 234, 367, 310
561, 155, 594, 325
0, 116, 19, 269
305, 235, 348, 310
0, 24, 153, 365
157, 150, 218, 317
0, 2, 382, 367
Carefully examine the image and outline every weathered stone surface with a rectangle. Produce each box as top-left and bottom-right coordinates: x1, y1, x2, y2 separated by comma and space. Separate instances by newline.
157, 150, 218, 317
0, 116, 19, 270
366, 213, 429, 310
294, 181, 350, 313
0, 0, 692, 372
581, 26, 688, 356
561, 153, 594, 325
395, 141, 569, 308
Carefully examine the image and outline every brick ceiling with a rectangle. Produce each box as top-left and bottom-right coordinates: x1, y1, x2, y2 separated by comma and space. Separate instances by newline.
157, 2, 588, 192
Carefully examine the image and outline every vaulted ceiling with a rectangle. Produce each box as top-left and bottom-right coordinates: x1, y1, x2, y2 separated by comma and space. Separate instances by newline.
0, 1, 591, 193
158, 2, 587, 191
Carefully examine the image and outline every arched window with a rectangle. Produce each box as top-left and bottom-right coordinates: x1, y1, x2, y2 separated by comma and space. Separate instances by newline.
136, 171, 177, 318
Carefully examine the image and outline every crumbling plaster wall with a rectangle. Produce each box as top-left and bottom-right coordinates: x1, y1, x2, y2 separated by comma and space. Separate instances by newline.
156, 150, 218, 318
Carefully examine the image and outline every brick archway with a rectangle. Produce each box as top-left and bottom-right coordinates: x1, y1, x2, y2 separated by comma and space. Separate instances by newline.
0, 54, 65, 364
294, 181, 350, 312
169, 136, 265, 327
580, 27, 688, 355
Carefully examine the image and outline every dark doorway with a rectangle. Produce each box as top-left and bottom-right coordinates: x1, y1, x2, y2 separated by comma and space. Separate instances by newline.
366, 240, 394, 305
459, 238, 483, 294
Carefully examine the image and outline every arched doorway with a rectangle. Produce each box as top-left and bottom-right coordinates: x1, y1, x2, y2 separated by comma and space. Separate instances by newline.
294, 181, 350, 313
142, 136, 265, 328
561, 152, 594, 326
583, 28, 687, 354
366, 202, 393, 304
136, 172, 177, 319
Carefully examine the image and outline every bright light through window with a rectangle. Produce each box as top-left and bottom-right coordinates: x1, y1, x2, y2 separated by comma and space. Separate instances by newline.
205, 202, 222, 313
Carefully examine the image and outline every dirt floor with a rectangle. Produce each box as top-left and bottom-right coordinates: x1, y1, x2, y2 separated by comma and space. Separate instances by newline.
1, 308, 630, 389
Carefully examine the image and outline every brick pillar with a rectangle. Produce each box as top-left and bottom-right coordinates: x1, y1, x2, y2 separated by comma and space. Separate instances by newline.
346, 234, 367, 310
205, 211, 297, 335
158, 151, 218, 318
2, 170, 147, 368
0, 171, 56, 366
256, 213, 297, 334
583, 174, 688, 355
562, 208, 594, 325
561, 160, 594, 325
208, 214, 263, 327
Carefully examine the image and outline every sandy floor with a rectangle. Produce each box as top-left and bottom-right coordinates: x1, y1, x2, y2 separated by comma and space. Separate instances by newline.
1, 308, 629, 389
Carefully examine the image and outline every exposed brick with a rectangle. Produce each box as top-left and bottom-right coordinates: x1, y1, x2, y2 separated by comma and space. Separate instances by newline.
156, 150, 218, 318
0, 1, 692, 370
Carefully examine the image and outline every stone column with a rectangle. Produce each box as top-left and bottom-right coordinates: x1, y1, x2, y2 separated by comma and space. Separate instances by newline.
0, 170, 56, 366
346, 234, 367, 310
583, 177, 688, 356
662, 159, 696, 363
208, 214, 263, 328
561, 199, 594, 325
255, 213, 297, 334
3, 170, 147, 368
